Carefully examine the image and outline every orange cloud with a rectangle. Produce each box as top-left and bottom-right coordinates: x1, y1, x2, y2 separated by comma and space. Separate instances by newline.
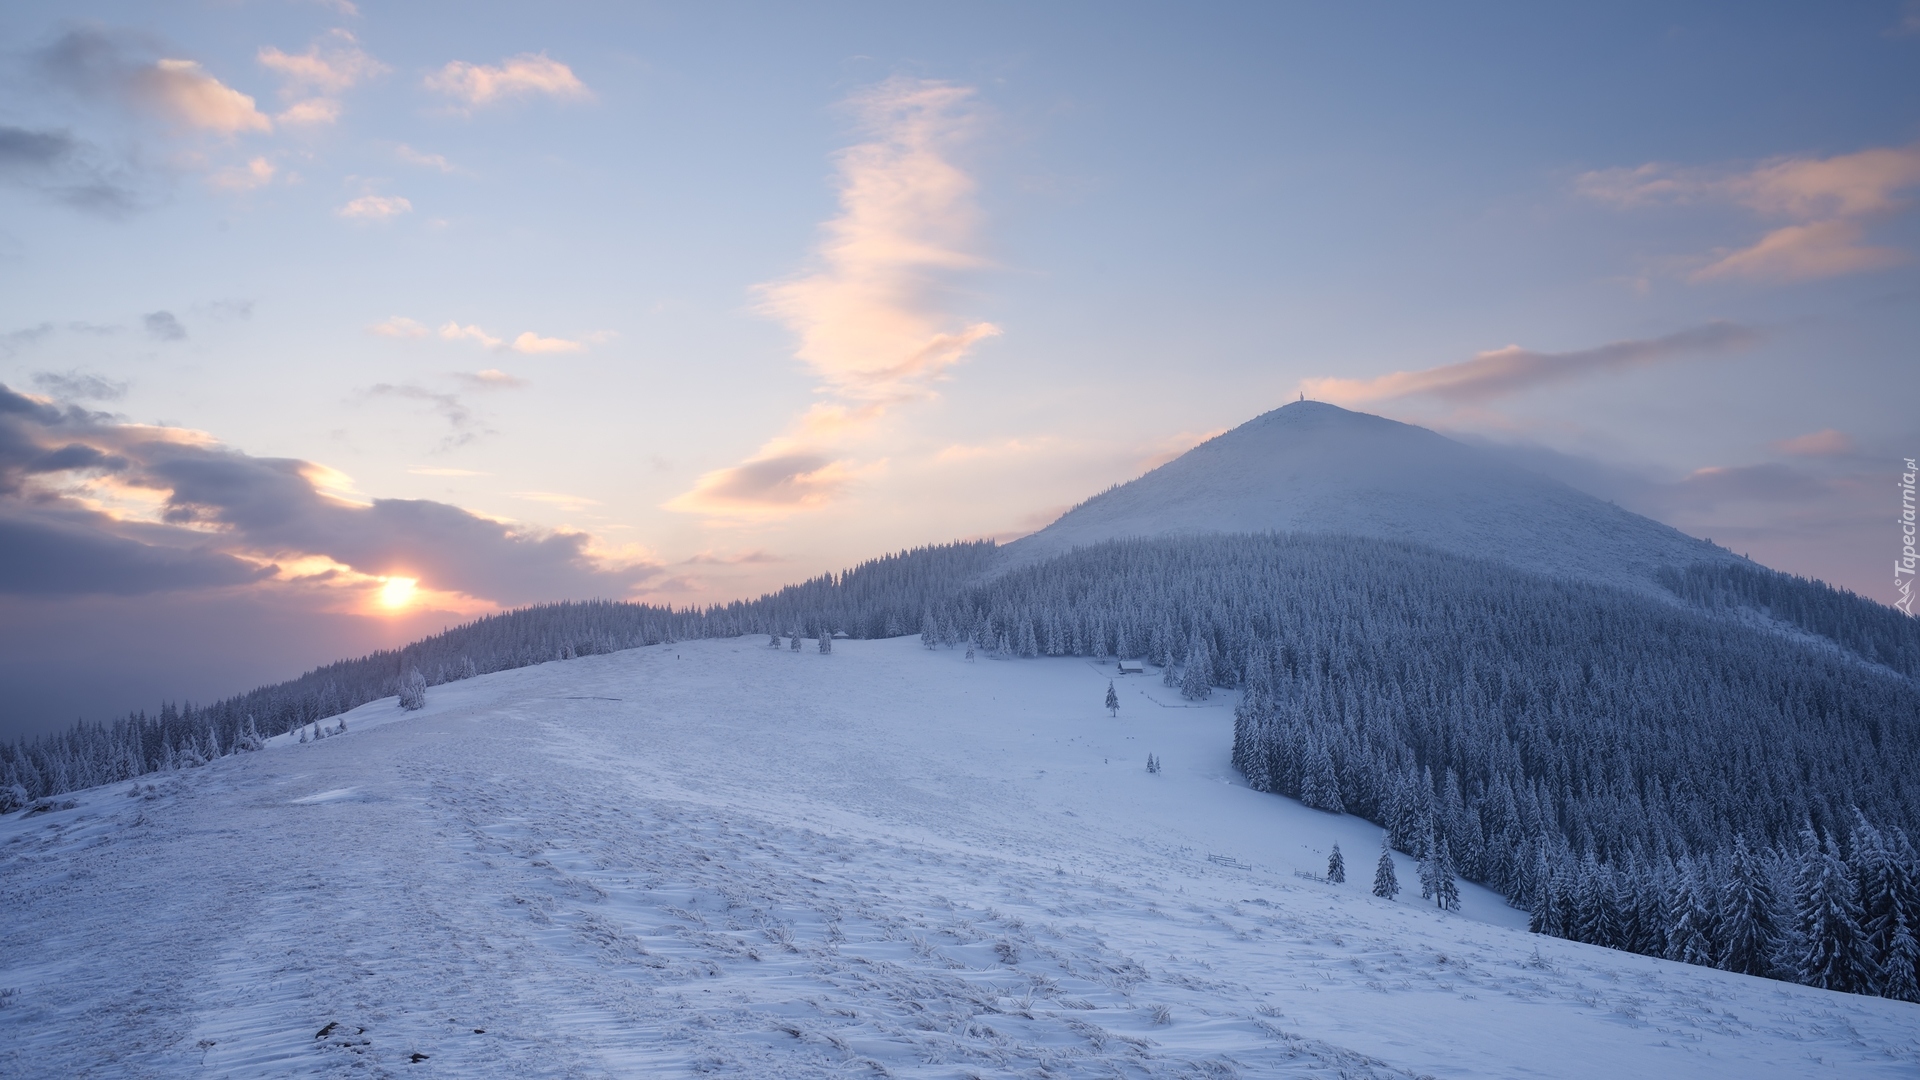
757, 79, 998, 404
135, 59, 271, 135
671, 79, 997, 518
426, 53, 590, 107
510, 331, 585, 354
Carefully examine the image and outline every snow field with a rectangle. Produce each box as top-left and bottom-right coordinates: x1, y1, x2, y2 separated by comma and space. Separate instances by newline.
2, 636, 1914, 1077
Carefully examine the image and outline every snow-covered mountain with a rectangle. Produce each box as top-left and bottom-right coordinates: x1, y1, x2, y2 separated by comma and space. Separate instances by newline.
1005, 401, 1735, 593
4, 638, 1911, 1077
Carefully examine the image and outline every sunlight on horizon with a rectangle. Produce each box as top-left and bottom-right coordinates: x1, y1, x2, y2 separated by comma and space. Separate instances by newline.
378, 576, 419, 611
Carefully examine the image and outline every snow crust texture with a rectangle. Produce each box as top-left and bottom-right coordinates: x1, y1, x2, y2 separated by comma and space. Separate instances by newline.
4, 639, 1913, 1078
1005, 402, 1736, 594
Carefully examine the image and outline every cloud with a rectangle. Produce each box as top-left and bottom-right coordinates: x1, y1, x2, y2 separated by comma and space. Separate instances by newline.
257, 30, 385, 96
757, 78, 998, 404
276, 99, 341, 126
1692, 220, 1906, 282
1578, 143, 1920, 283
370, 316, 429, 338
361, 383, 479, 441
31, 370, 128, 401
408, 466, 486, 477
1894, 0, 1920, 35
510, 331, 584, 354
425, 53, 590, 108
1, 323, 56, 358
209, 156, 276, 191
1663, 463, 1833, 509
455, 368, 527, 388
671, 78, 997, 518
0, 124, 141, 213
1772, 429, 1854, 457
258, 29, 386, 127
666, 453, 862, 518
439, 322, 501, 348
1299, 321, 1758, 405
396, 144, 459, 173
143, 311, 187, 341
0, 382, 655, 604
429, 323, 589, 354
338, 194, 412, 220
135, 60, 272, 135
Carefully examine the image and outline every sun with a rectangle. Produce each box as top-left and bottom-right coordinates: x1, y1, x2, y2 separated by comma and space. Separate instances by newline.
378, 576, 419, 610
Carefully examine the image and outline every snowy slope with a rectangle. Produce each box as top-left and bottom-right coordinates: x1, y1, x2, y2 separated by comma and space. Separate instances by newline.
1004, 402, 1736, 593
4, 638, 1911, 1078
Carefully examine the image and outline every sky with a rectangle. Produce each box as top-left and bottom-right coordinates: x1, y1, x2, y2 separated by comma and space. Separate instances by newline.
2, 1, 1917, 739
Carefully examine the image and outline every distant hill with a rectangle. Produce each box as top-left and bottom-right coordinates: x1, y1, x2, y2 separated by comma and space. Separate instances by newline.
1003, 400, 1739, 594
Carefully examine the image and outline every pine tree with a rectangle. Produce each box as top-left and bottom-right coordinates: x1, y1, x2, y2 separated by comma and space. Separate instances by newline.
1884, 915, 1920, 1003
1105, 681, 1120, 718
790, 631, 802, 652
1373, 838, 1400, 899
1179, 632, 1212, 700
1328, 843, 1346, 884
1434, 838, 1461, 911
1719, 835, 1781, 978
397, 667, 428, 711
769, 631, 781, 648
1418, 820, 1441, 902
1300, 740, 1344, 814
964, 639, 976, 661
1794, 832, 1875, 993
818, 627, 832, 654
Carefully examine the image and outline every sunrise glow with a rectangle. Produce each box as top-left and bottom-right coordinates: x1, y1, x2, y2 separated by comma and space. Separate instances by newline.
378, 576, 419, 610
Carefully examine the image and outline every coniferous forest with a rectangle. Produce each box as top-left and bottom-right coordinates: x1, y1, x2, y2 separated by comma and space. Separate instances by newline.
4, 532, 1917, 1001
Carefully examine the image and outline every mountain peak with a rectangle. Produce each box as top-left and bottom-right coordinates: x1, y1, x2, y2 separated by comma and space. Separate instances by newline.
1006, 401, 1732, 592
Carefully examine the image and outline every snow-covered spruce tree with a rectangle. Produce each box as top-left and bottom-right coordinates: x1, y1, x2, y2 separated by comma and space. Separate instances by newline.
398, 667, 428, 711
817, 627, 832, 654
1328, 843, 1346, 884
1373, 838, 1399, 899
1105, 681, 1119, 717
1793, 831, 1875, 993
1719, 835, 1781, 978
769, 631, 781, 648
1433, 839, 1461, 912
1300, 738, 1344, 814
964, 639, 976, 662
1884, 916, 1920, 1003
1179, 631, 1211, 700
1418, 822, 1440, 902
790, 631, 802, 652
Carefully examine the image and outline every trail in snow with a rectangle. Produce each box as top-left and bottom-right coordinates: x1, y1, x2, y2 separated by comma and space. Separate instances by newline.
3, 638, 1913, 1078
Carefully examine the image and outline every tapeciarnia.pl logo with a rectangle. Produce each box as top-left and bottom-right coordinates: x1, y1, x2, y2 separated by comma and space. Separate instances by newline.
1899, 457, 1916, 616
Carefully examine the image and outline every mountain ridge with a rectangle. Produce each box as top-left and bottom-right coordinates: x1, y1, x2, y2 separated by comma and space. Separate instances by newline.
1003, 400, 1740, 594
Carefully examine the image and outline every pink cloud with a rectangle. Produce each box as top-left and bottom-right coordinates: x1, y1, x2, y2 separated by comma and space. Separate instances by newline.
426, 53, 590, 108
1692, 220, 1906, 283
1772, 429, 1855, 457
1578, 143, 1920, 284
1300, 322, 1757, 405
